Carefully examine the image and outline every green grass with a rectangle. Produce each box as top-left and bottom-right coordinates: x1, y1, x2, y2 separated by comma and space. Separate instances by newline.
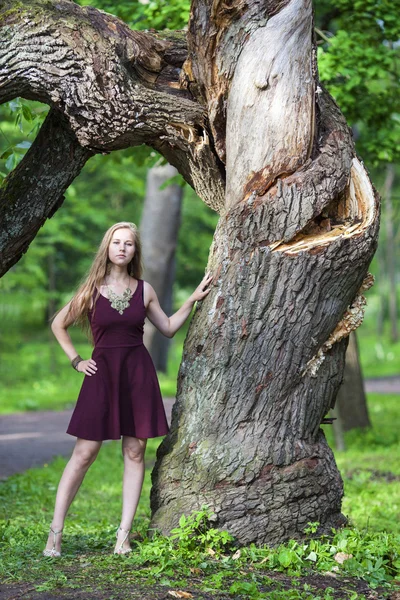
357, 327, 400, 378
323, 394, 400, 534
0, 394, 400, 599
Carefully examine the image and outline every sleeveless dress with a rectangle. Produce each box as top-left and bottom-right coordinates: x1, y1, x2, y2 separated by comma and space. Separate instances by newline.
66, 279, 169, 441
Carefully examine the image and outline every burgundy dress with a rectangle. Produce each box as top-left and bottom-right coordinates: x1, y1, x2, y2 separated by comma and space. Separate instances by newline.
66, 279, 169, 441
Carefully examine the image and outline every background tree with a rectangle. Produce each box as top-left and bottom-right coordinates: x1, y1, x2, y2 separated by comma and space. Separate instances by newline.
141, 163, 183, 371
0, 0, 381, 545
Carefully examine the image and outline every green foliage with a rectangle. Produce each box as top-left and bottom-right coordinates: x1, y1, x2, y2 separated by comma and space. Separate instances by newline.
317, 0, 400, 166
0, 99, 48, 180
77, 0, 190, 31
248, 528, 400, 587
169, 508, 234, 555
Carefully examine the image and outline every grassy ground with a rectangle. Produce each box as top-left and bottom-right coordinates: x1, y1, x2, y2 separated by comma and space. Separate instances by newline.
323, 393, 400, 535
1, 312, 399, 597
0, 393, 399, 599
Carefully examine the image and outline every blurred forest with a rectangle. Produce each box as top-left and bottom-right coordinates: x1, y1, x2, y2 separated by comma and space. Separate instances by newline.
0, 0, 399, 413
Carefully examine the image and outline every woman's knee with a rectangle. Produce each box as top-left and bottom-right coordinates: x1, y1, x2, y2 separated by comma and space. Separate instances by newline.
122, 438, 146, 463
72, 440, 101, 469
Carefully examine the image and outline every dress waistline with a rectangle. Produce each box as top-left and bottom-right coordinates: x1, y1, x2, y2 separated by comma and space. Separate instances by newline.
94, 342, 144, 349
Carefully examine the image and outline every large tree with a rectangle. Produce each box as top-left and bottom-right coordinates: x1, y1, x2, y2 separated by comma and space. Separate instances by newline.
0, 0, 379, 544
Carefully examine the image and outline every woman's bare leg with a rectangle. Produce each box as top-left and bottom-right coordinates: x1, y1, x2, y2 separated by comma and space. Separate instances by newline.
44, 438, 102, 554
114, 436, 147, 553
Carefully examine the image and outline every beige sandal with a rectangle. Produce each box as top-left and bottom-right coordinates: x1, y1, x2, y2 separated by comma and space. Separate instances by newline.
43, 526, 63, 558
114, 526, 132, 555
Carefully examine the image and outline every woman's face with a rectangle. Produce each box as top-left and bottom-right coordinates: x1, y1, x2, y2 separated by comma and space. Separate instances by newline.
108, 228, 135, 268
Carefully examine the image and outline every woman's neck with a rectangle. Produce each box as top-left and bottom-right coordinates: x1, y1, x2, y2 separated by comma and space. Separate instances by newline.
106, 266, 131, 284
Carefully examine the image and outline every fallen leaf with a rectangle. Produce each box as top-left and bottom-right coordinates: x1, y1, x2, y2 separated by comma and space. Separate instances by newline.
334, 552, 353, 564
305, 551, 317, 562
168, 592, 193, 599
232, 549, 241, 560
206, 547, 216, 556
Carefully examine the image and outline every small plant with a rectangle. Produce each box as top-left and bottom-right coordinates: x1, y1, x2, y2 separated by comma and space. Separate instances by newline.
169, 505, 235, 555
303, 521, 320, 535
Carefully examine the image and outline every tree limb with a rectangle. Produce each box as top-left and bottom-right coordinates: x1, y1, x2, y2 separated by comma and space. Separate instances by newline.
0, 0, 226, 276
0, 109, 93, 277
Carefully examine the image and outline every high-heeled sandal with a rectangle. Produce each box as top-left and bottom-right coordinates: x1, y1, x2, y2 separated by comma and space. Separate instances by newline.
114, 526, 132, 555
43, 526, 63, 558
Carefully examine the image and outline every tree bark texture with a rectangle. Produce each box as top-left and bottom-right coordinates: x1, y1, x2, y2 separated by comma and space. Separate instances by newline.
334, 332, 370, 432
0, 0, 380, 545
150, 0, 380, 544
141, 164, 183, 371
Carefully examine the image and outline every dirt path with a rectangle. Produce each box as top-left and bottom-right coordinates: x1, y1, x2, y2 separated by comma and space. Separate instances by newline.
364, 374, 400, 394
0, 377, 398, 480
0, 398, 175, 480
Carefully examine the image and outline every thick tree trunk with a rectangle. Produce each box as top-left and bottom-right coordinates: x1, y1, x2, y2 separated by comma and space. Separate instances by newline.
150, 0, 380, 544
0, 0, 380, 545
334, 332, 370, 432
141, 164, 183, 372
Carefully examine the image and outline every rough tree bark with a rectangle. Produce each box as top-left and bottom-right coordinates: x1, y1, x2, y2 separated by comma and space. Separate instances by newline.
141, 164, 183, 371
150, 0, 379, 544
0, 0, 379, 544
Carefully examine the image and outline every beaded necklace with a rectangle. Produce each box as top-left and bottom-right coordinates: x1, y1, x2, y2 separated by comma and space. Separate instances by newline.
106, 279, 133, 315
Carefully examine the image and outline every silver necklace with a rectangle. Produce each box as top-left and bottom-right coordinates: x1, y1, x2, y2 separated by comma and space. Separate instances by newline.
106, 279, 133, 315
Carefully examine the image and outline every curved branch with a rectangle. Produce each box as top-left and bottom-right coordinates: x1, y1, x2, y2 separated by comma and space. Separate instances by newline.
0, 0, 225, 212
0, 110, 92, 277
0, 0, 198, 148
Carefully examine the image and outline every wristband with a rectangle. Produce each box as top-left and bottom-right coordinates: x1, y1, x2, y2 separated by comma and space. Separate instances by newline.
71, 355, 83, 371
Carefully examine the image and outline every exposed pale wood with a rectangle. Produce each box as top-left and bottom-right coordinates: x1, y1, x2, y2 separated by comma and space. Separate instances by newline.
226, 0, 314, 206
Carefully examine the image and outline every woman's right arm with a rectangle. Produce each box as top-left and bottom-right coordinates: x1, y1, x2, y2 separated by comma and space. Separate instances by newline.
51, 301, 97, 376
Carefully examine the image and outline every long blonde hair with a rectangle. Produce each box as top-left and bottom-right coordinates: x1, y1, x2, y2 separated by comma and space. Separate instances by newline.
68, 222, 143, 333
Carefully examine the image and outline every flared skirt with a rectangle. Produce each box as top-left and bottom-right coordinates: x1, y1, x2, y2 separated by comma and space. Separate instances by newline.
66, 344, 169, 441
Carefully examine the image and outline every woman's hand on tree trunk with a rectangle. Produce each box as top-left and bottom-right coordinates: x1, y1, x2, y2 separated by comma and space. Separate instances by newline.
189, 272, 213, 303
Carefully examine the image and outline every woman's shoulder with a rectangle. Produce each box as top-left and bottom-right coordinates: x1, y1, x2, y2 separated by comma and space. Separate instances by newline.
142, 280, 156, 294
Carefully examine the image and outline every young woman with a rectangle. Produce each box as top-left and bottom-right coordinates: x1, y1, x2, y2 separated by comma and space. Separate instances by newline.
43, 221, 212, 557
